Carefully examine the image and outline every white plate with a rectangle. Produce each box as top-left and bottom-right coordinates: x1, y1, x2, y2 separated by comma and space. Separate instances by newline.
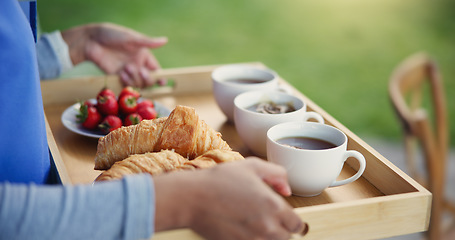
61, 99, 171, 138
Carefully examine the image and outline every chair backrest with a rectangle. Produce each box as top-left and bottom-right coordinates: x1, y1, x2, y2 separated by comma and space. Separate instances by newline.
388, 52, 449, 240
389, 53, 448, 159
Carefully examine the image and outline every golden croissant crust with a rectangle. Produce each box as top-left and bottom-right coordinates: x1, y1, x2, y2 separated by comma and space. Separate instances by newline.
95, 149, 244, 181
94, 105, 231, 170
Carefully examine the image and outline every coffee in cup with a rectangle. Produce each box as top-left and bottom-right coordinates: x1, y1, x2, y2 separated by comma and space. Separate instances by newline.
234, 90, 324, 157
212, 64, 285, 122
267, 122, 366, 197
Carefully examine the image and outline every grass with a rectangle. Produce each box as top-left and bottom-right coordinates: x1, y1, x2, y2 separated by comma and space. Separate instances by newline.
38, 0, 455, 145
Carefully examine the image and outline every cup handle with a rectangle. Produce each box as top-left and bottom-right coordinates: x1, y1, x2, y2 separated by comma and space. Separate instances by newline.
329, 150, 366, 187
302, 112, 325, 124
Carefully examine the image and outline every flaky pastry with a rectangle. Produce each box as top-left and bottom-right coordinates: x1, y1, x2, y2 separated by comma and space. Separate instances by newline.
94, 105, 231, 170
96, 149, 244, 181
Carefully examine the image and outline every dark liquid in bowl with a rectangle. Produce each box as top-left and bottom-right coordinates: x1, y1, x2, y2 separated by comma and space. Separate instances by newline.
276, 136, 337, 150
225, 78, 268, 84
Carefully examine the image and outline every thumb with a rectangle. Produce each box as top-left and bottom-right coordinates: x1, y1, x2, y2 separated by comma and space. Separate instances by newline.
246, 157, 292, 196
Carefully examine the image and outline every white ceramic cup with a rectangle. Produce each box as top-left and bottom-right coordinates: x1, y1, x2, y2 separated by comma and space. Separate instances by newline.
267, 122, 366, 197
234, 90, 324, 157
212, 64, 283, 122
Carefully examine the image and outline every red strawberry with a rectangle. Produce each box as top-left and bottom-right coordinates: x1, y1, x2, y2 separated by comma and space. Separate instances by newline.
77, 104, 102, 130
97, 95, 119, 116
99, 115, 122, 134
137, 99, 154, 110
119, 86, 140, 100
118, 94, 138, 115
124, 113, 143, 126
97, 87, 116, 100
138, 106, 157, 120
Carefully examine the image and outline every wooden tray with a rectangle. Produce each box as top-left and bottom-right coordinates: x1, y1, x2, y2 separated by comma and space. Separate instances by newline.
41, 63, 431, 240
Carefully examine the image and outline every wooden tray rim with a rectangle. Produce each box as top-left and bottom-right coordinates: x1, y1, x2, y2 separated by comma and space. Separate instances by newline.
42, 62, 431, 239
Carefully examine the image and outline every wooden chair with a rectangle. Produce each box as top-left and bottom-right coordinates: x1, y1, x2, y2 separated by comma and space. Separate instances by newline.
389, 52, 455, 239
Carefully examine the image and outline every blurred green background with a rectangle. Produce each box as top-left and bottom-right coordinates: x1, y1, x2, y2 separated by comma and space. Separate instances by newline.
38, 0, 455, 145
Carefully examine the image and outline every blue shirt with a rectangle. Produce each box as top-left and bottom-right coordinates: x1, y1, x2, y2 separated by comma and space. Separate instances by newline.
0, 1, 155, 239
0, 0, 50, 184
18, 0, 37, 42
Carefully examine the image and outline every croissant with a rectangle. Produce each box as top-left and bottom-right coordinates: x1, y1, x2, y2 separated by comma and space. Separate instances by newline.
95, 149, 244, 181
95, 150, 187, 181
176, 149, 244, 171
94, 105, 231, 170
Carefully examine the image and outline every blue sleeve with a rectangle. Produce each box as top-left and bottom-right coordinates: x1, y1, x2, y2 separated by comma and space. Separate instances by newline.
36, 31, 74, 79
0, 174, 155, 240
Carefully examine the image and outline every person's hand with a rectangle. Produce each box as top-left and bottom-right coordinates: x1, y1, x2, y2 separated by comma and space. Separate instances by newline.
153, 157, 307, 240
61, 22, 167, 88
